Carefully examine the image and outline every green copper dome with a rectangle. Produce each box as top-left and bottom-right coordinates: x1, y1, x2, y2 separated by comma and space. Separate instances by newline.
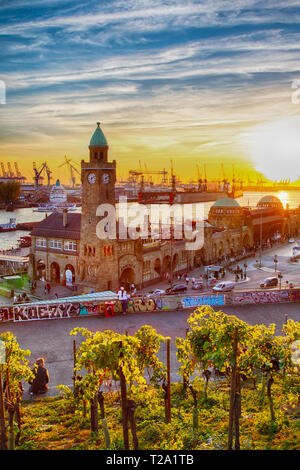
89, 122, 108, 147
212, 198, 240, 208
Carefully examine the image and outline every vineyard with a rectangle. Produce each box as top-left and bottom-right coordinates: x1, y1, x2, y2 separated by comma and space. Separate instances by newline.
0, 306, 299, 451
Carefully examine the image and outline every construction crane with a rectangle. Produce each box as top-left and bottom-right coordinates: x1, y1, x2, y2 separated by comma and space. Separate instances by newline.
7, 162, 14, 178
196, 164, 203, 190
1, 163, 7, 178
170, 160, 176, 191
232, 164, 236, 186
14, 162, 21, 178
129, 167, 169, 189
58, 155, 80, 188
14, 162, 26, 183
33, 162, 52, 188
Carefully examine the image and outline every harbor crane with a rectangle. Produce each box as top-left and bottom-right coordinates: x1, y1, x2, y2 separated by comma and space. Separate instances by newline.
196, 164, 203, 190
1, 163, 7, 178
14, 162, 26, 182
129, 167, 168, 189
33, 161, 52, 188
7, 162, 14, 178
58, 155, 81, 188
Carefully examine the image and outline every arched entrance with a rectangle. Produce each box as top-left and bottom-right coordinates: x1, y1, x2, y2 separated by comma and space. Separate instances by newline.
172, 253, 179, 270
50, 262, 60, 283
65, 264, 75, 285
119, 267, 135, 290
243, 234, 250, 249
154, 258, 161, 275
37, 259, 46, 280
162, 255, 171, 273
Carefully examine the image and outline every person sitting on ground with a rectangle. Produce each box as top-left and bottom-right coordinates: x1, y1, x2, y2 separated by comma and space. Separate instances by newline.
29, 357, 49, 396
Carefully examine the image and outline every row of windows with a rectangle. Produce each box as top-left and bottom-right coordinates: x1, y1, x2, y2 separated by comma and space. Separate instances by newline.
36, 238, 77, 252
83, 245, 115, 256
213, 209, 241, 214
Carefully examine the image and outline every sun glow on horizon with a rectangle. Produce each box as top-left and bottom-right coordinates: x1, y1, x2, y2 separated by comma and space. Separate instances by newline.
239, 117, 300, 183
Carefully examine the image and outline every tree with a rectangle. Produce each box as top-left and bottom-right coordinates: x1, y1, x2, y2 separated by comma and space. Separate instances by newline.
0, 182, 21, 204
0, 332, 32, 450
70, 328, 146, 450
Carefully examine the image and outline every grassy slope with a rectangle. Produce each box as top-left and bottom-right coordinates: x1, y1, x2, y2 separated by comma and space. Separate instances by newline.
16, 376, 300, 451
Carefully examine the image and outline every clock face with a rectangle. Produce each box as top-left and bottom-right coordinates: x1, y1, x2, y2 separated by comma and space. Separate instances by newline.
102, 173, 110, 184
88, 172, 96, 184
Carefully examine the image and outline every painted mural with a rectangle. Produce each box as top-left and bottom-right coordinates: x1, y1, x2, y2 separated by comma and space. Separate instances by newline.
0, 288, 299, 323
230, 289, 293, 305
181, 295, 225, 308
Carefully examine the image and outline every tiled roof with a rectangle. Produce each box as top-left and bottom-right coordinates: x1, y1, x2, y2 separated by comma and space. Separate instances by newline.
31, 212, 81, 240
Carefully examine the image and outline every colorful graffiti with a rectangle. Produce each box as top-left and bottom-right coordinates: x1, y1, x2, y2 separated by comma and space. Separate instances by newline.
98, 298, 157, 315
231, 289, 292, 305
181, 295, 225, 308
13, 302, 82, 321
0, 288, 299, 323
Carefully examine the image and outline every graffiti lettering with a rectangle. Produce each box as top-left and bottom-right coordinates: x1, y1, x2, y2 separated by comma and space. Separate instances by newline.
182, 295, 225, 308
13, 302, 81, 322
0, 288, 299, 323
231, 290, 291, 305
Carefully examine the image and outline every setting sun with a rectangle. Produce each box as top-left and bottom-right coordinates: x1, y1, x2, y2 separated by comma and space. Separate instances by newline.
240, 117, 300, 183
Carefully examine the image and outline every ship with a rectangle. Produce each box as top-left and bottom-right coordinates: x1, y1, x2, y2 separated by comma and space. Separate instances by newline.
33, 202, 77, 212
0, 218, 17, 232
33, 180, 77, 212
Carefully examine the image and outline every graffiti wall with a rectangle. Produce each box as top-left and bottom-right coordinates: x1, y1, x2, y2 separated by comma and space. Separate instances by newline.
230, 289, 298, 305
0, 288, 299, 323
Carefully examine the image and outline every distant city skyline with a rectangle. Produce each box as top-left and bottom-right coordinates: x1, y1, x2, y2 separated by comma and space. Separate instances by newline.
1, 0, 300, 185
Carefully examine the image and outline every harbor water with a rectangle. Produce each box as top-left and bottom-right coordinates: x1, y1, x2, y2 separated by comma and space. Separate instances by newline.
0, 191, 299, 250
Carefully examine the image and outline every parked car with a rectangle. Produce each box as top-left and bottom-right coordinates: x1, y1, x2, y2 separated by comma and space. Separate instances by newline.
165, 284, 187, 295
192, 282, 204, 290
146, 289, 165, 297
207, 277, 217, 287
212, 281, 235, 292
260, 277, 278, 288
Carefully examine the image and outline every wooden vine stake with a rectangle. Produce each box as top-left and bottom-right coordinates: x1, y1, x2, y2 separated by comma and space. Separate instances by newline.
0, 365, 8, 450
97, 390, 111, 448
228, 326, 241, 450
119, 341, 129, 450
73, 339, 77, 395
166, 338, 171, 423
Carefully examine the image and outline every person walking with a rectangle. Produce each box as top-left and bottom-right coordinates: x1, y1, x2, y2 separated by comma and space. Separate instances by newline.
29, 358, 50, 396
118, 286, 128, 315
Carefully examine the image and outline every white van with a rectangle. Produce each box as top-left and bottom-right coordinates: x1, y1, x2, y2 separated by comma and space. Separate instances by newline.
212, 281, 235, 292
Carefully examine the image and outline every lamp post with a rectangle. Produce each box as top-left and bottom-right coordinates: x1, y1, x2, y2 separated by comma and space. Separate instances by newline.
278, 272, 283, 290
259, 211, 262, 267
243, 263, 247, 279
273, 255, 278, 272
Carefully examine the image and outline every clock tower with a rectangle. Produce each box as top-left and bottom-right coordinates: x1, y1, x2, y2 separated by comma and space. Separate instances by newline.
78, 122, 118, 290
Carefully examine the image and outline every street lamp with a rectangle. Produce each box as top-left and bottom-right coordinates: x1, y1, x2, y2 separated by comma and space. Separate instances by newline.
274, 255, 278, 272
278, 272, 283, 289
243, 263, 247, 279
259, 211, 262, 267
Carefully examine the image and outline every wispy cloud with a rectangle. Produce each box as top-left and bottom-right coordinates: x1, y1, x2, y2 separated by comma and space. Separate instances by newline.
1, 0, 300, 181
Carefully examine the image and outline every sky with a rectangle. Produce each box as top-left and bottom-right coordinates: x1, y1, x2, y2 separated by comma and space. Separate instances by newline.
1, 0, 300, 186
